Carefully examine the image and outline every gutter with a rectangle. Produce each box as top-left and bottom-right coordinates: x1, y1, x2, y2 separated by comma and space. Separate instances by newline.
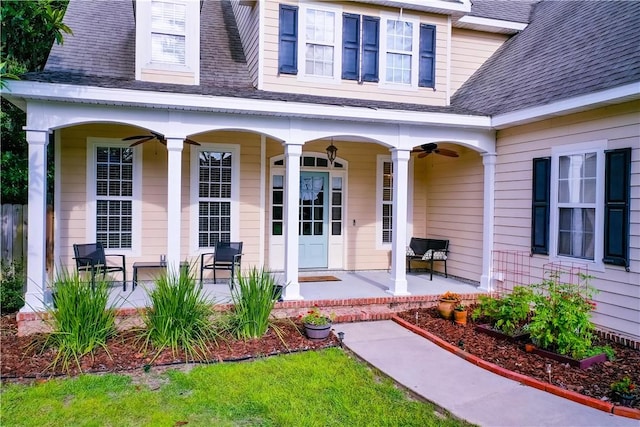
2, 80, 493, 129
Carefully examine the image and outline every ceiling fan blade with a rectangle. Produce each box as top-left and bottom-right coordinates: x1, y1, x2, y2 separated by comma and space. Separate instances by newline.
418, 151, 431, 158
128, 136, 153, 147
150, 131, 165, 140
185, 138, 201, 146
436, 148, 459, 158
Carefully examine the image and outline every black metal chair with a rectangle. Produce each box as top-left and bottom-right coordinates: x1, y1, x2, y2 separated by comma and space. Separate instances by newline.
200, 241, 243, 288
73, 242, 127, 290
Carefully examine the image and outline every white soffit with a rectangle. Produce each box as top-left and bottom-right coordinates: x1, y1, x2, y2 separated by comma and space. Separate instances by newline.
355, 0, 471, 14
492, 82, 640, 129
2, 80, 492, 129
454, 16, 527, 34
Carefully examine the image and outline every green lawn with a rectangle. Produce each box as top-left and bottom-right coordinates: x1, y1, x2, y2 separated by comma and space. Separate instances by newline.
1, 348, 472, 427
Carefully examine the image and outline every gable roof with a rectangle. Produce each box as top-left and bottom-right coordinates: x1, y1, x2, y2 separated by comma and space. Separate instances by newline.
467, 0, 539, 24
451, 0, 640, 115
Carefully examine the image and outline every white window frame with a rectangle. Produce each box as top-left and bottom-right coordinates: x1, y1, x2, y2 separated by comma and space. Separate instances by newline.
135, 0, 200, 82
297, 2, 343, 84
549, 140, 606, 271
189, 143, 240, 255
379, 11, 420, 90
376, 155, 393, 249
86, 138, 142, 256
151, 1, 187, 65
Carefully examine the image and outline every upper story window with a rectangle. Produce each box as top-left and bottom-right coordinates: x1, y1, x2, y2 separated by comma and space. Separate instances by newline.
279, 6, 435, 88
151, 1, 186, 65
304, 8, 337, 77
135, 0, 200, 85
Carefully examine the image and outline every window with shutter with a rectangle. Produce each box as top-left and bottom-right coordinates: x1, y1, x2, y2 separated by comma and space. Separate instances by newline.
603, 148, 631, 270
342, 14, 359, 80
418, 24, 436, 88
362, 16, 380, 82
278, 5, 298, 75
342, 14, 379, 82
531, 157, 550, 255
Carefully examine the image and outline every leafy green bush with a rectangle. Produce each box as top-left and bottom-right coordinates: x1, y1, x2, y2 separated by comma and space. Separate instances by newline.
529, 274, 603, 359
230, 267, 282, 339
141, 266, 218, 361
45, 269, 117, 370
0, 258, 25, 314
472, 286, 534, 335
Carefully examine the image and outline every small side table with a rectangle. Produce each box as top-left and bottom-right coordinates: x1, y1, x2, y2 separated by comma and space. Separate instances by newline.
132, 262, 188, 290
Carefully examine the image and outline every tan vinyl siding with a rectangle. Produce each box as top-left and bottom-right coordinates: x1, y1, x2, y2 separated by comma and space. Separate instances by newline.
494, 100, 640, 340
231, 0, 260, 87
450, 28, 508, 96
263, 0, 448, 106
417, 146, 484, 281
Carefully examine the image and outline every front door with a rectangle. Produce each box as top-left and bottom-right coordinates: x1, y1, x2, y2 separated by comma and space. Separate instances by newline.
299, 172, 328, 268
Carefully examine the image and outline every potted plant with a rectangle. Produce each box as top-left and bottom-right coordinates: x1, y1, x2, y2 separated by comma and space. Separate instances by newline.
611, 376, 638, 407
300, 305, 334, 340
453, 303, 468, 325
437, 291, 461, 320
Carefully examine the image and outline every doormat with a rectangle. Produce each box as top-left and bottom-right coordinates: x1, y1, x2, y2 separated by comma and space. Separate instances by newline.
298, 275, 341, 283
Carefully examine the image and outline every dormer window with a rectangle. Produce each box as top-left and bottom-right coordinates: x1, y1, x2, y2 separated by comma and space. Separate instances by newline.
135, 0, 200, 85
151, 1, 186, 65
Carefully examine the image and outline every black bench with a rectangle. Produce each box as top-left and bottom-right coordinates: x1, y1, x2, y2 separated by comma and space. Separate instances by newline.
406, 238, 449, 280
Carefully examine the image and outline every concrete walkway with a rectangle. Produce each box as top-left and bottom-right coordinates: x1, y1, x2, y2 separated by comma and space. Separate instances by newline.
336, 320, 638, 427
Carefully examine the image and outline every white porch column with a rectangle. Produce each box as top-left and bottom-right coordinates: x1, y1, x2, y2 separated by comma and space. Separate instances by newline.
166, 137, 184, 272
388, 149, 411, 296
282, 141, 304, 300
22, 129, 49, 312
480, 153, 497, 291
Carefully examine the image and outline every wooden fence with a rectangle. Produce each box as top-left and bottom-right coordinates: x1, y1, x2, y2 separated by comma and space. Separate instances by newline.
0, 204, 54, 272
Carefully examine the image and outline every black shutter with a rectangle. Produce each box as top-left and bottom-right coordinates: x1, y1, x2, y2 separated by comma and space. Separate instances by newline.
531, 157, 551, 255
278, 5, 298, 75
603, 147, 631, 270
418, 24, 436, 88
342, 14, 360, 80
362, 16, 379, 82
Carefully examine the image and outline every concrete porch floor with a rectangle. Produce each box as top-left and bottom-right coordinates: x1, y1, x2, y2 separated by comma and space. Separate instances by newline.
109, 270, 484, 310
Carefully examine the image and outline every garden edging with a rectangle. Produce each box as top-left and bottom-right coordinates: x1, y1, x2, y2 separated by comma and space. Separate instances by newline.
392, 315, 640, 420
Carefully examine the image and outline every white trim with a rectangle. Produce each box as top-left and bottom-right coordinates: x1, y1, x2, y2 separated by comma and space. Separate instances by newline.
456, 15, 528, 33
376, 154, 393, 250
257, 0, 265, 90
446, 15, 451, 105
53, 130, 61, 278
188, 142, 241, 255
259, 135, 266, 267
548, 140, 607, 272
492, 83, 640, 129
366, 0, 471, 14
3, 81, 493, 128
85, 138, 143, 256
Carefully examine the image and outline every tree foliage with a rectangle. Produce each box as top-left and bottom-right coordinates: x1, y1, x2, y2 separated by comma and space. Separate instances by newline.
1, 0, 71, 203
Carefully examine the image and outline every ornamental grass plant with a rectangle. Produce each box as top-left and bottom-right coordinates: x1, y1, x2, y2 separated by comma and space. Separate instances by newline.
141, 266, 220, 361
229, 267, 283, 339
44, 269, 117, 371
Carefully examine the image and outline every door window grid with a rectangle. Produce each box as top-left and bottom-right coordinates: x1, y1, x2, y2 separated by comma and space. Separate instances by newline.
305, 9, 335, 77
299, 176, 325, 236
382, 161, 393, 243
556, 153, 597, 260
151, 1, 186, 64
272, 175, 284, 236
331, 177, 342, 236
198, 151, 233, 247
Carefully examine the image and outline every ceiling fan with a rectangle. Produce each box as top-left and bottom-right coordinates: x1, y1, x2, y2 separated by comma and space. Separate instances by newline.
122, 131, 201, 147
412, 143, 459, 158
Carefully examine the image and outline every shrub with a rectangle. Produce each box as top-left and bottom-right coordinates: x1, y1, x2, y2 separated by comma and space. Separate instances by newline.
472, 286, 534, 336
528, 273, 601, 359
0, 258, 25, 314
45, 269, 117, 371
141, 266, 218, 361
230, 267, 282, 339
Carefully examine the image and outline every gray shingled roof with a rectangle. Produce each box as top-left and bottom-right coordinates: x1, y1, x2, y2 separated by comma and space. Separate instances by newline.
468, 0, 539, 24
451, 0, 640, 115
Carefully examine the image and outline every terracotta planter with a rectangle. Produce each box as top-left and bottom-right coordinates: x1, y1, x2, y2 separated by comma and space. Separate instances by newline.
437, 299, 458, 320
525, 343, 536, 353
304, 323, 332, 340
453, 310, 467, 325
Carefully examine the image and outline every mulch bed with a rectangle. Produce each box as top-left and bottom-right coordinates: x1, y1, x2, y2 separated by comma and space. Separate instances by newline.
396, 306, 640, 409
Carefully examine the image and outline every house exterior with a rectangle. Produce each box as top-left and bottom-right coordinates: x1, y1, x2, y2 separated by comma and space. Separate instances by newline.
2, 0, 638, 342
